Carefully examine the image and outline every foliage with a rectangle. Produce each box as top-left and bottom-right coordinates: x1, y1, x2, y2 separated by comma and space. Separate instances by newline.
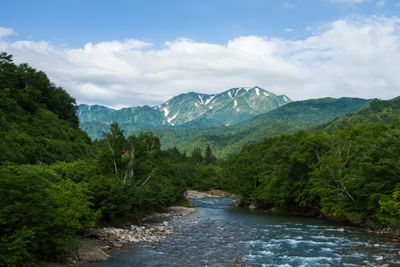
0, 164, 98, 265
221, 98, 400, 227
0, 52, 93, 164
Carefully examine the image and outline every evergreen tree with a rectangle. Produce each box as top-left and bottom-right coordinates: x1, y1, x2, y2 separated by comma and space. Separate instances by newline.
191, 147, 203, 163
204, 145, 216, 164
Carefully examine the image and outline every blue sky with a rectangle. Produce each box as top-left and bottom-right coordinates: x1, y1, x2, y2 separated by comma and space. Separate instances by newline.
1, 0, 400, 107
2, 0, 398, 47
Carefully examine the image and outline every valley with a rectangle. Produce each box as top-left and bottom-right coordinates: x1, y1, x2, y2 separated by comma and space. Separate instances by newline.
1, 53, 400, 266
78, 89, 369, 157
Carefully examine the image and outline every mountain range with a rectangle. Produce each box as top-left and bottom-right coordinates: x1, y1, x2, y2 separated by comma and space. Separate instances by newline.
78, 86, 291, 138
148, 97, 370, 156
77, 86, 371, 157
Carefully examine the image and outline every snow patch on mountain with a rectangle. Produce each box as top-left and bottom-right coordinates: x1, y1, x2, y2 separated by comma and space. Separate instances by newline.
162, 107, 170, 117
167, 112, 178, 125
198, 95, 205, 104
205, 95, 216, 105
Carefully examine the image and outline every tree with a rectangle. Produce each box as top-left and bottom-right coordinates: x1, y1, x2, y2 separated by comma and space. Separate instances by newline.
99, 122, 126, 176
191, 147, 203, 163
204, 145, 216, 164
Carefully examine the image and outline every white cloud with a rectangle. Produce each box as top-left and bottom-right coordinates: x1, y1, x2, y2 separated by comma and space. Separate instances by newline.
1, 16, 400, 107
0, 27, 16, 38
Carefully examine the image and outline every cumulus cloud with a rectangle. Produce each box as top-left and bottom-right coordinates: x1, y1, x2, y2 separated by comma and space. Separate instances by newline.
0, 27, 16, 38
1, 16, 400, 107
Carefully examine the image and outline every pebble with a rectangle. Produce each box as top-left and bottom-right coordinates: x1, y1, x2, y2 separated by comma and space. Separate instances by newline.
376, 256, 385, 261
374, 244, 381, 248
379, 264, 390, 267
362, 260, 370, 265
95, 223, 175, 247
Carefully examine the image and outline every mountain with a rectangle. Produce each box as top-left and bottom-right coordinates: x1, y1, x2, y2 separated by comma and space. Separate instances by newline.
156, 86, 290, 126
158, 97, 371, 157
77, 86, 291, 139
324, 96, 400, 131
78, 104, 170, 139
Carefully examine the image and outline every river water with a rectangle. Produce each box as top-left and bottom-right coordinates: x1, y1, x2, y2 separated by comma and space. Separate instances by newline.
91, 198, 400, 267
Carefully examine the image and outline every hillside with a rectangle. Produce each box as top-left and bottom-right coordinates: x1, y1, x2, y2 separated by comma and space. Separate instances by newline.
169, 97, 370, 157
0, 53, 93, 163
323, 97, 400, 131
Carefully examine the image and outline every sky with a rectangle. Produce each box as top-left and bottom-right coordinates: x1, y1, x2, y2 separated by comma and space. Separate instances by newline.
1, 0, 400, 108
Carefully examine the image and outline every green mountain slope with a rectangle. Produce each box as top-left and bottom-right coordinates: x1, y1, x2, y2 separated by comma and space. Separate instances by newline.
0, 53, 93, 164
324, 97, 400, 131
171, 97, 370, 156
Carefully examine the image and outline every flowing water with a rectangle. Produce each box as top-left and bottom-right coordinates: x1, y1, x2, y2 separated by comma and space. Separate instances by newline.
91, 198, 400, 267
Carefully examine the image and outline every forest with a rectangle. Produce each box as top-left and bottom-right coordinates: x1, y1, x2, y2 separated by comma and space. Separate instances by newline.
221, 97, 400, 228
1, 52, 399, 266
0, 53, 218, 266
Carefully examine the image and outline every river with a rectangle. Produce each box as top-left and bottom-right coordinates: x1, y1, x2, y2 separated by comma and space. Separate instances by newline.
90, 197, 400, 266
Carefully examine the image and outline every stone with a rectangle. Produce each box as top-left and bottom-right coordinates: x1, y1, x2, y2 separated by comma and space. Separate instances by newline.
362, 260, 370, 265
77, 242, 110, 262
373, 243, 381, 248
376, 256, 385, 261
337, 228, 345, 232
379, 264, 390, 267
249, 204, 256, 209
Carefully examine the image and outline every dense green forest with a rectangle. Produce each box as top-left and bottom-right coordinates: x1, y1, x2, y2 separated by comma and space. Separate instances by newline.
1, 52, 399, 266
221, 97, 400, 228
0, 53, 219, 266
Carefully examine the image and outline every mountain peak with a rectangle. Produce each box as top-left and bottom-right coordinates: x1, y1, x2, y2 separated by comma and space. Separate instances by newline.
156, 86, 291, 126
78, 86, 292, 131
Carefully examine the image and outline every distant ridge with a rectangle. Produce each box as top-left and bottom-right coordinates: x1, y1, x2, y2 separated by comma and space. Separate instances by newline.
77, 86, 291, 139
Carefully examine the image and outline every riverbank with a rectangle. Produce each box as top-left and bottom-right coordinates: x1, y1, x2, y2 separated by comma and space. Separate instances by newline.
185, 189, 233, 198
62, 196, 214, 266
69, 190, 233, 264
54, 206, 195, 265
84, 197, 400, 267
